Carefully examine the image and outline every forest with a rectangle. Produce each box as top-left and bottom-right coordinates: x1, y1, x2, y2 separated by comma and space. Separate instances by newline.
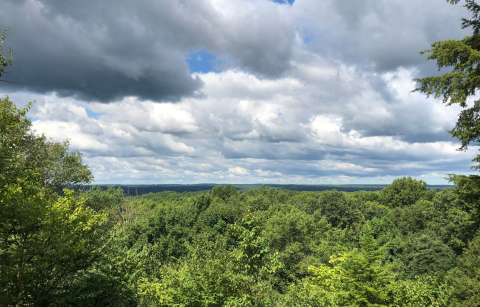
1, 94, 480, 306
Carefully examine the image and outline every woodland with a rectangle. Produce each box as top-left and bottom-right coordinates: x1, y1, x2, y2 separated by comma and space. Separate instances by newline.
2, 0, 480, 306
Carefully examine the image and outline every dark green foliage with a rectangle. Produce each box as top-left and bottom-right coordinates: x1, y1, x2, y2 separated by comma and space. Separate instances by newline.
145, 205, 197, 262
369, 216, 399, 246
80, 175, 477, 306
210, 184, 238, 201
380, 177, 428, 208
388, 199, 435, 234
448, 235, 480, 306
264, 204, 316, 251
83, 186, 125, 212
317, 190, 365, 229
84, 183, 452, 195
401, 234, 456, 279
197, 197, 244, 234
362, 201, 390, 221
414, 0, 480, 169
53, 234, 145, 307
34, 137, 93, 191
429, 187, 475, 254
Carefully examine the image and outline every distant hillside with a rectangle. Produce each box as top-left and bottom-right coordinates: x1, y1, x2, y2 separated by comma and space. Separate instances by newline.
82, 183, 453, 195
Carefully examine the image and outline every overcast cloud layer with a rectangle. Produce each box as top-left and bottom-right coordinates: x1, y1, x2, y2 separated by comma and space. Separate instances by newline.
0, 0, 477, 184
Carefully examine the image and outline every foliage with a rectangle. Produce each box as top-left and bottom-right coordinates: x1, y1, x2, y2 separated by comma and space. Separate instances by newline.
0, 189, 108, 306
304, 225, 392, 306
380, 177, 428, 208
0, 96, 108, 305
138, 214, 282, 307
448, 235, 480, 306
414, 0, 480, 168
389, 276, 450, 307
400, 233, 456, 279
388, 199, 435, 234
429, 186, 475, 253
34, 138, 93, 191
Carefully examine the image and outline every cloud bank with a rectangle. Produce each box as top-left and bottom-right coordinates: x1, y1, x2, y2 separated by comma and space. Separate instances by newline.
0, 0, 476, 184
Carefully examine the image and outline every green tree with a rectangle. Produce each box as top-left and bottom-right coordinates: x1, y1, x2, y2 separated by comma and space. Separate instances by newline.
448, 235, 480, 306
400, 233, 456, 279
0, 97, 109, 305
414, 0, 480, 168
306, 224, 392, 306
210, 184, 238, 201
368, 216, 399, 246
0, 191, 108, 306
317, 190, 365, 229
380, 177, 427, 208
428, 187, 475, 253
139, 213, 282, 306
34, 138, 93, 191
388, 199, 435, 234
389, 276, 450, 307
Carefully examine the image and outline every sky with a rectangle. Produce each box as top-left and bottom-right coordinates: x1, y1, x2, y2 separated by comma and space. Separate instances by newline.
0, 0, 477, 185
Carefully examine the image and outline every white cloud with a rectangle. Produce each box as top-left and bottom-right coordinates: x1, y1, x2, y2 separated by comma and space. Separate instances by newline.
254, 169, 282, 177
19, 61, 475, 184
229, 167, 249, 175
432, 173, 447, 178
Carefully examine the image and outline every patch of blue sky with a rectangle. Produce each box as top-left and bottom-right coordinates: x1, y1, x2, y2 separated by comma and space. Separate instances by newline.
185, 50, 218, 74
301, 30, 314, 44
271, 0, 294, 5
85, 108, 102, 119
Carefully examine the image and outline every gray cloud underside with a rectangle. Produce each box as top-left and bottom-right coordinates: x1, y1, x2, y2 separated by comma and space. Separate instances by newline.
0, 0, 295, 101
296, 0, 470, 72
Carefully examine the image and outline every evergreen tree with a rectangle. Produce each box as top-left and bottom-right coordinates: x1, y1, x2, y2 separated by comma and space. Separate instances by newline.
414, 0, 480, 168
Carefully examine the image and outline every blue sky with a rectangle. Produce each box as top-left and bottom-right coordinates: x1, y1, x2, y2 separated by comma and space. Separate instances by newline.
271, 0, 295, 4
186, 50, 217, 73
272, 0, 295, 5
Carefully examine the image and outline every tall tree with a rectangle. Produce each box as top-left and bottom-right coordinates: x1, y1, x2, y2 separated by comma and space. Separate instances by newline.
414, 0, 480, 168
0, 96, 108, 306
414, 0, 480, 239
